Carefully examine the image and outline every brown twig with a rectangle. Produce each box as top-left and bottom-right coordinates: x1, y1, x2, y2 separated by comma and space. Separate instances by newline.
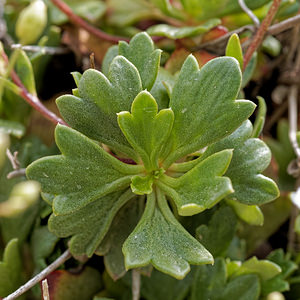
198, 13, 300, 55
269, 14, 300, 35
1, 50, 67, 126
3, 250, 71, 300
50, 0, 130, 43
243, 0, 282, 71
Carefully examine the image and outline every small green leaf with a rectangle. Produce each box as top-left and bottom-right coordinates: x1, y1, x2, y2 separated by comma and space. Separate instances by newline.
242, 52, 257, 88
222, 274, 260, 300
130, 175, 154, 195
118, 91, 174, 171
45, 267, 102, 300
1, 202, 40, 245
226, 199, 264, 226
262, 35, 282, 57
106, 0, 154, 27
252, 96, 267, 138
147, 19, 221, 39
26, 125, 143, 216
191, 258, 261, 300
196, 206, 237, 256
71, 71, 82, 87
295, 215, 300, 234
0, 77, 22, 96
57, 55, 143, 160
164, 55, 255, 166
0, 180, 40, 217
102, 45, 118, 76
0, 132, 9, 169
141, 268, 193, 300
49, 189, 134, 257
262, 249, 298, 295
15, 50, 37, 95
150, 0, 185, 19
190, 258, 227, 300
96, 198, 141, 280
31, 225, 59, 270
0, 239, 23, 298
225, 138, 279, 205
123, 190, 213, 279
0, 119, 25, 138
180, 0, 271, 20
201, 120, 279, 205
119, 32, 161, 90
226, 33, 243, 70
233, 257, 281, 281
150, 68, 174, 110
158, 150, 233, 216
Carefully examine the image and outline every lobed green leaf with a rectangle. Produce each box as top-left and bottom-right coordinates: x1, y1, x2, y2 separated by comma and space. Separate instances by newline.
164, 55, 255, 166
158, 150, 233, 216
26, 125, 143, 216
147, 19, 220, 39
123, 190, 213, 279
119, 32, 161, 90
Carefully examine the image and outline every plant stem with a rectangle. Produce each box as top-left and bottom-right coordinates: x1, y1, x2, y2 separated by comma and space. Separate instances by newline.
269, 13, 300, 35
3, 250, 71, 300
132, 269, 141, 300
11, 44, 70, 55
1, 50, 67, 126
198, 9, 300, 54
243, 0, 282, 71
6, 168, 26, 179
50, 0, 130, 43
238, 0, 260, 27
288, 85, 300, 158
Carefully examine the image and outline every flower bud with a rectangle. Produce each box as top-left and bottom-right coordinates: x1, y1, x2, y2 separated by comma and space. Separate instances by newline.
15, 0, 47, 45
266, 292, 285, 300
0, 181, 40, 217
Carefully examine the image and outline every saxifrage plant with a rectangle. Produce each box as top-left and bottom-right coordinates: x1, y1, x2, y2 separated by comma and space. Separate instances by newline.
26, 32, 279, 280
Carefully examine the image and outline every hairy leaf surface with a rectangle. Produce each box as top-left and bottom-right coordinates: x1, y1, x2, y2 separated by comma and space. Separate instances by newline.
123, 190, 213, 279
164, 55, 255, 166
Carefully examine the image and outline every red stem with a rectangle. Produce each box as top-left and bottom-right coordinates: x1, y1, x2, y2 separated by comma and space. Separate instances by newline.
243, 0, 281, 71
1, 51, 67, 126
50, 0, 130, 43
50, 0, 164, 43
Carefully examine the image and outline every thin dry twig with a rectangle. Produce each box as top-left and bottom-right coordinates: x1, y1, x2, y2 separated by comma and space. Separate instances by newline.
243, 0, 282, 70
6, 149, 26, 179
3, 250, 71, 300
42, 279, 50, 300
11, 44, 70, 55
288, 85, 300, 158
1, 49, 67, 126
238, 0, 260, 27
269, 13, 300, 35
6, 169, 26, 179
6, 149, 20, 170
198, 13, 300, 54
89, 53, 95, 69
